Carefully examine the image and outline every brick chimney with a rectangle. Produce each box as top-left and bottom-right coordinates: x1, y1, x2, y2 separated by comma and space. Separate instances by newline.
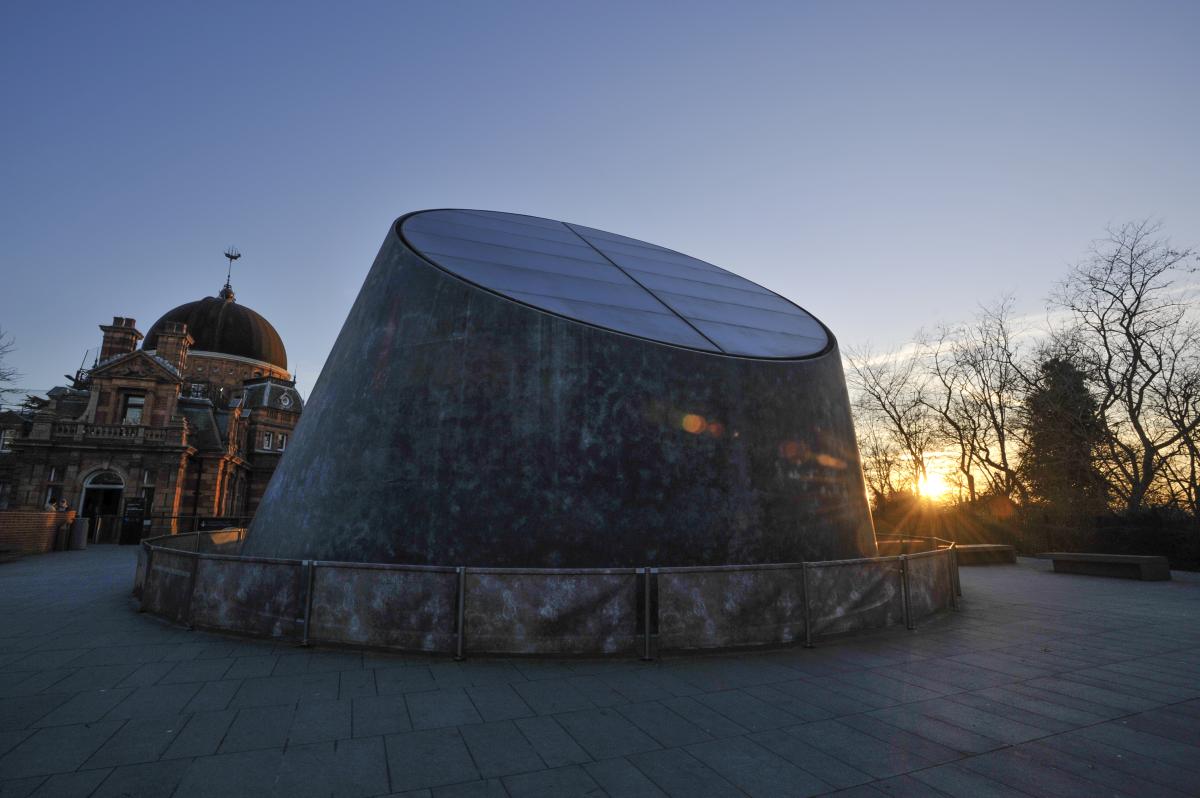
98, 317, 142, 362
153, 321, 193, 374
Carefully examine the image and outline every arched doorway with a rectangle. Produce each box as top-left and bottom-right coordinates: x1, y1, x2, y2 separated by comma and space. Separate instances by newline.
80, 471, 124, 543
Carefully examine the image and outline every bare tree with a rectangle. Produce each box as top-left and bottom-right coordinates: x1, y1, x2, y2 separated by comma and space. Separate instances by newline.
1052, 221, 1198, 511
919, 326, 983, 503
953, 298, 1030, 502
1156, 323, 1200, 514
0, 327, 18, 401
914, 298, 1031, 504
845, 345, 935, 497
857, 426, 902, 505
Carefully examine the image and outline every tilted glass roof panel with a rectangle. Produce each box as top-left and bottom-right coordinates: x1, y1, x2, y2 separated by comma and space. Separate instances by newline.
428, 255, 671, 313
652, 289, 830, 338
569, 233, 734, 274
403, 231, 624, 285
461, 209, 567, 232
400, 210, 831, 359
405, 212, 598, 251
688, 319, 829, 358
624, 269, 800, 314
504, 292, 716, 350
562, 222, 677, 253
601, 251, 770, 293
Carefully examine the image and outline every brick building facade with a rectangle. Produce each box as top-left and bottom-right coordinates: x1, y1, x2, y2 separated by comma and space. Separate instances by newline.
0, 280, 302, 538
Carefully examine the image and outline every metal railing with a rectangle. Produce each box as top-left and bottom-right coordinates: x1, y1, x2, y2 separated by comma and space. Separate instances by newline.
144, 515, 254, 536
135, 531, 961, 660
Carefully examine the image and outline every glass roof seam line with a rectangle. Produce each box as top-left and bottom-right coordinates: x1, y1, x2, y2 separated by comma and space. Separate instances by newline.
627, 270, 774, 297
645, 283, 802, 312
562, 222, 727, 354
595, 244, 754, 279
414, 248, 633, 286
506, 289, 681, 317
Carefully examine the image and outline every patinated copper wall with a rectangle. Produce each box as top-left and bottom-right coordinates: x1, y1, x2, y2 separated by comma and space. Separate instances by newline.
243, 213, 875, 568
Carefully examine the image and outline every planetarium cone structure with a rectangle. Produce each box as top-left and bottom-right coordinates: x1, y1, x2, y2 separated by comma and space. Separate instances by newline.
243, 210, 876, 567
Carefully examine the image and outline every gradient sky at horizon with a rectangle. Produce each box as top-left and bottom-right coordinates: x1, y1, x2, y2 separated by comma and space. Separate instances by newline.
2, 1, 1197, 400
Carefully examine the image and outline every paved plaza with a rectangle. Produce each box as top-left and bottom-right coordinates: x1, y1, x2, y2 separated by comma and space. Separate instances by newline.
1, 547, 1198, 797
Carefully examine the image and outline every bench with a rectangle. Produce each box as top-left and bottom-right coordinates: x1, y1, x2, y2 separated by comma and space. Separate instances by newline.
953, 544, 1016, 565
1043, 552, 1171, 581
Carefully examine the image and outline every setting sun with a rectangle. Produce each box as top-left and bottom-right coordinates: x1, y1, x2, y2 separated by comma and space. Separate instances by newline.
918, 471, 953, 501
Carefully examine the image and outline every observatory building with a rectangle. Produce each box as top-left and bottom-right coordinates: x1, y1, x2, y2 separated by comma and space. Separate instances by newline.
1, 273, 302, 539
244, 210, 876, 567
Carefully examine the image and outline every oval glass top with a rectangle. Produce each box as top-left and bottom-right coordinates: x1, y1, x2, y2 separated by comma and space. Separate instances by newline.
400, 209, 830, 359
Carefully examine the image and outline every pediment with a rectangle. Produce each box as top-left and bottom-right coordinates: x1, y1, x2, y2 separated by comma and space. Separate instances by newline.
90, 351, 181, 382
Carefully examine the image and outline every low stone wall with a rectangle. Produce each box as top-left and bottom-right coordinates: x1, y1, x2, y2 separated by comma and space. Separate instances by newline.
0, 510, 76, 555
807, 558, 906, 638
657, 564, 807, 650
309, 563, 458, 652
136, 531, 961, 657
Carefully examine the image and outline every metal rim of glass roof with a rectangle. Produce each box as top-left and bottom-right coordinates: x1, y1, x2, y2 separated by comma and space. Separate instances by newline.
398, 209, 833, 360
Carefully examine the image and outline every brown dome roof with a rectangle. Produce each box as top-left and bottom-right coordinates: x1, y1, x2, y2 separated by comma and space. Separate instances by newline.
144, 292, 287, 370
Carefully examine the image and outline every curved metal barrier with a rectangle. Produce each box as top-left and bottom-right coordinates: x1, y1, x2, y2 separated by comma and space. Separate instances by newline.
134, 532, 961, 658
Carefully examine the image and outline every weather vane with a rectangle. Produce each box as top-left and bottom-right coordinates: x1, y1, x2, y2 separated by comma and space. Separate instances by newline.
221, 246, 241, 300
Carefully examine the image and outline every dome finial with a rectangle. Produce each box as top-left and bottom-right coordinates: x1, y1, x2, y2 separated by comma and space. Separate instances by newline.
221, 246, 241, 302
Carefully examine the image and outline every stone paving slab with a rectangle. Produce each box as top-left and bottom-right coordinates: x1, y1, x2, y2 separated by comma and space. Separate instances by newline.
0, 549, 1198, 796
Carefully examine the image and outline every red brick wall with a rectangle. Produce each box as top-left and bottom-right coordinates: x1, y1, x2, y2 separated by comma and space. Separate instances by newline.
0, 510, 77, 554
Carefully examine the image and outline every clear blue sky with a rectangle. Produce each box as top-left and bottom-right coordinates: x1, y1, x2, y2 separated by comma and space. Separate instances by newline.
2, 1, 1197, 398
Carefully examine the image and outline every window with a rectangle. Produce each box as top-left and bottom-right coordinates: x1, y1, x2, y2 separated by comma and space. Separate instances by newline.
0, 482, 11, 510
48, 466, 58, 482
122, 394, 145, 424
0, 429, 14, 452
278, 434, 287, 451
44, 485, 62, 507
263, 432, 274, 450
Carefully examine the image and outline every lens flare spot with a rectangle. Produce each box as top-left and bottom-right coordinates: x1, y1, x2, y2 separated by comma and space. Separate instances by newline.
682, 414, 706, 434
779, 440, 804, 461
815, 453, 846, 469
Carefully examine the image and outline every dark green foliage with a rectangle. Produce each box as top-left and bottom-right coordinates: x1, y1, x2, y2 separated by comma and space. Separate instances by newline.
1020, 357, 1107, 517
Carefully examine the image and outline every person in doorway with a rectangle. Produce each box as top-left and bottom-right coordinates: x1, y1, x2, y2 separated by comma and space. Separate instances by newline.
56, 498, 70, 513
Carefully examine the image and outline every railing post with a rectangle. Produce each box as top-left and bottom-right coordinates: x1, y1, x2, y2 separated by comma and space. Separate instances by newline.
802, 563, 814, 648
182, 553, 200, 630
641, 567, 655, 661
947, 548, 960, 610
952, 544, 962, 598
300, 560, 316, 646
900, 555, 914, 630
454, 566, 466, 661
139, 545, 154, 612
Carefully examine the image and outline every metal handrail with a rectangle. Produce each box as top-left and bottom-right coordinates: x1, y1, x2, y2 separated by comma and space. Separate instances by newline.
142, 531, 958, 574
137, 530, 961, 658
875, 533, 956, 547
